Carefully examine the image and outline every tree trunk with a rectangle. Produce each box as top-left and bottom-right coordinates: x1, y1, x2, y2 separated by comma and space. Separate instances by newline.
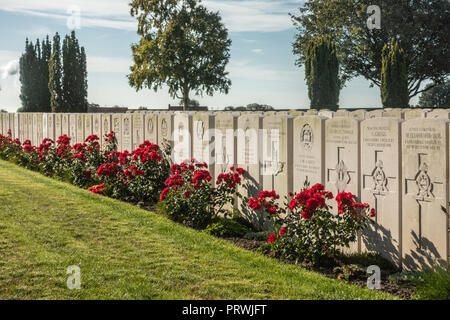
182, 84, 189, 111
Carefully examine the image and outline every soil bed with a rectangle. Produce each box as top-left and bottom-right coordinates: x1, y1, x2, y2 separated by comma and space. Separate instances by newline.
224, 237, 416, 300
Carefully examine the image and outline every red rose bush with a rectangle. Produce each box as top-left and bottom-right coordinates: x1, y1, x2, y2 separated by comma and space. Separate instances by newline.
248, 183, 375, 264
160, 160, 246, 229
0, 130, 170, 205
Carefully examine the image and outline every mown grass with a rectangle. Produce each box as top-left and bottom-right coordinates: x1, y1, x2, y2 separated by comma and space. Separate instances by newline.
0, 160, 396, 300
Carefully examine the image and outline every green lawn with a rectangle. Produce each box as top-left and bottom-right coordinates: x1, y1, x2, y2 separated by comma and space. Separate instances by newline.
0, 160, 396, 300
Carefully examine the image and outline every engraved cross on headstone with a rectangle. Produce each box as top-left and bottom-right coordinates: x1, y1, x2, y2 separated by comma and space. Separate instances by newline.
327, 147, 355, 193
405, 153, 444, 248
362, 150, 396, 223
263, 129, 284, 177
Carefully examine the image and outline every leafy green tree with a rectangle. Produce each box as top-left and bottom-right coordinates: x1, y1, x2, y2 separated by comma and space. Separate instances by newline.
49, 32, 64, 112
419, 82, 450, 109
381, 39, 409, 108
305, 37, 340, 110
128, 0, 232, 110
291, 0, 450, 99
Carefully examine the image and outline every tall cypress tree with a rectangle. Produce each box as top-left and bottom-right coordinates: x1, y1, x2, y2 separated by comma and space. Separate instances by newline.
49, 32, 64, 113
40, 36, 52, 112
19, 39, 39, 112
381, 39, 409, 108
62, 31, 88, 113
305, 36, 340, 110
20, 31, 88, 113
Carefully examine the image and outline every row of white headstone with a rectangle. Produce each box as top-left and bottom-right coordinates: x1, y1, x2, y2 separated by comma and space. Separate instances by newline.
0, 109, 449, 271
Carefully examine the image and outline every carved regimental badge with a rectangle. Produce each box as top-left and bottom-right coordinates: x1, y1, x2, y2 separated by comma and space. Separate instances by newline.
415, 163, 433, 200
300, 123, 313, 150
372, 160, 388, 195
335, 160, 351, 193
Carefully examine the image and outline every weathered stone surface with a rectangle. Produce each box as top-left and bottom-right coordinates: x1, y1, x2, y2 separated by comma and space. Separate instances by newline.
335, 109, 350, 117
305, 109, 318, 115
366, 110, 383, 119
237, 114, 264, 228
293, 115, 326, 191
158, 112, 174, 148
144, 112, 158, 144
382, 110, 404, 119
361, 118, 402, 267
261, 115, 293, 200
402, 118, 449, 270
112, 114, 122, 150
69, 114, 76, 141
132, 112, 144, 150
93, 114, 102, 140
427, 109, 449, 119
214, 113, 238, 183
13, 113, 19, 139
53, 114, 61, 138
84, 114, 93, 137
193, 113, 215, 180
173, 113, 193, 163
101, 114, 112, 148
76, 114, 84, 144
350, 110, 367, 119
325, 117, 361, 253
122, 114, 133, 151
19, 113, 26, 141
404, 109, 427, 120
318, 110, 334, 118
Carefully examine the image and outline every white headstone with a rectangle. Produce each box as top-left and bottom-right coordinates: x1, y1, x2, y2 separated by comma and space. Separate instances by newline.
325, 117, 362, 253
214, 113, 238, 183
133, 112, 144, 150
173, 113, 193, 163
193, 113, 215, 179
360, 118, 402, 267
158, 112, 174, 149
402, 118, 449, 270
261, 115, 293, 200
293, 115, 326, 191
122, 114, 133, 152
111, 114, 122, 150
237, 114, 263, 228
144, 112, 158, 144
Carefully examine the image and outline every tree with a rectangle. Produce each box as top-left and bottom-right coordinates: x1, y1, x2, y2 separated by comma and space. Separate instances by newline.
224, 103, 274, 111
49, 32, 64, 112
128, 0, 232, 110
381, 39, 409, 108
419, 82, 450, 109
19, 39, 41, 112
305, 37, 340, 110
291, 0, 450, 99
62, 31, 88, 112
20, 31, 88, 113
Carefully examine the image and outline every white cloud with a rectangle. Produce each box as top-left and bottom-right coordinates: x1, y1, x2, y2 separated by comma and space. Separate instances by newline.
0, 0, 303, 32
1, 60, 19, 79
251, 48, 263, 54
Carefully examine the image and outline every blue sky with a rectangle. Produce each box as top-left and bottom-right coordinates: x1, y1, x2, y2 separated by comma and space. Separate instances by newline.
0, 0, 414, 112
